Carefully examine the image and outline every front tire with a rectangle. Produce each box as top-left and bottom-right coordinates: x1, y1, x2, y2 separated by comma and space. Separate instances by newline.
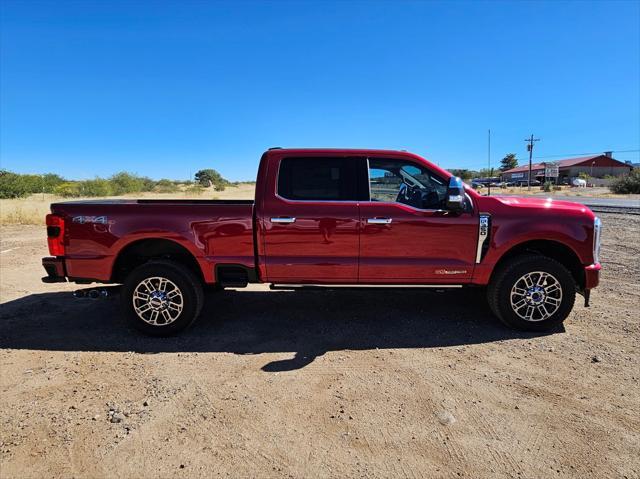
487, 255, 576, 331
121, 260, 204, 336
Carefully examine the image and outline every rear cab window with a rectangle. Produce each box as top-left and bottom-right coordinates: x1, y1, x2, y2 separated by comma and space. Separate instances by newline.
277, 157, 364, 201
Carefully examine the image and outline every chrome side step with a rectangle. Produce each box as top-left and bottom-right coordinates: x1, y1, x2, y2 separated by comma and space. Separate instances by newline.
270, 283, 463, 290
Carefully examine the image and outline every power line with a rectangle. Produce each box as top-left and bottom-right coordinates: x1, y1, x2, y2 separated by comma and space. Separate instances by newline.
468, 148, 639, 167
450, 147, 640, 171
534, 148, 640, 159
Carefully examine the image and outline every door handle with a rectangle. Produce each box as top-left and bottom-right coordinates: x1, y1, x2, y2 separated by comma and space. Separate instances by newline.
367, 217, 392, 224
271, 217, 296, 224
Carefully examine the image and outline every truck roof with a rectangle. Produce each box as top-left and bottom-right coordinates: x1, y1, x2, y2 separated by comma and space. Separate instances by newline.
266, 147, 415, 156
263, 148, 453, 181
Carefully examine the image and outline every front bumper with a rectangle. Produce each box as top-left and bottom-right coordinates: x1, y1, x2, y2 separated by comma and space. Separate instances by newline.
42, 256, 67, 283
584, 262, 601, 290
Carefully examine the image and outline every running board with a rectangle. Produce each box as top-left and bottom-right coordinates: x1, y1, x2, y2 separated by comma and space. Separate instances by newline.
270, 284, 463, 290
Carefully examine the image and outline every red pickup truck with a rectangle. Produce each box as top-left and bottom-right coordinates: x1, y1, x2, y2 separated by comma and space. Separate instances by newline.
42, 148, 602, 335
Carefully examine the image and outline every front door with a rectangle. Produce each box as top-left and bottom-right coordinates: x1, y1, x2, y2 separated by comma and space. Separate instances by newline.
261, 156, 364, 283
359, 158, 477, 283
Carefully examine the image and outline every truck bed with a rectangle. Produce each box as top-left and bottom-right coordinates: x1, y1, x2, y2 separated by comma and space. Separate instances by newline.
53, 199, 254, 205
50, 199, 256, 284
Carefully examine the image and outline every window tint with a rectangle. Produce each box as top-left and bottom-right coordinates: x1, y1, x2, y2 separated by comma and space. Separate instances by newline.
278, 157, 359, 201
368, 158, 447, 209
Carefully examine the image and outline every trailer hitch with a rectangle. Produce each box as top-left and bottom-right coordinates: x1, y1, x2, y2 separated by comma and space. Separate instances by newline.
73, 286, 120, 300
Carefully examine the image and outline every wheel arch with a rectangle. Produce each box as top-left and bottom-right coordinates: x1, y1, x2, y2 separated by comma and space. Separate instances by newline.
490, 239, 585, 290
110, 238, 205, 284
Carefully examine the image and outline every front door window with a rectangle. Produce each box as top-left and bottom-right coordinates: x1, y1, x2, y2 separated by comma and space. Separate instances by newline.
368, 158, 447, 210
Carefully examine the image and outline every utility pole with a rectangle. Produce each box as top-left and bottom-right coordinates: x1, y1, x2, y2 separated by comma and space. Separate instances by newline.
487, 129, 491, 196
524, 134, 540, 190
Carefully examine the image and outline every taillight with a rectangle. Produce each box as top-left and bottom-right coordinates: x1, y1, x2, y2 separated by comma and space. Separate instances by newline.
46, 214, 65, 256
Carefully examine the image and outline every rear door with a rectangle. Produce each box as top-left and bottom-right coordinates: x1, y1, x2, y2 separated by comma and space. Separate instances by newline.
359, 157, 477, 283
260, 156, 365, 283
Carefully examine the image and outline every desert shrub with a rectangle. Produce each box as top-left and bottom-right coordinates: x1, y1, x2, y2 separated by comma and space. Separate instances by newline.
609, 170, 640, 194
185, 184, 205, 195
42, 173, 65, 193
154, 179, 179, 193
109, 172, 145, 195
54, 182, 82, 197
543, 181, 553, 192
140, 177, 157, 192
19, 174, 45, 193
79, 178, 112, 196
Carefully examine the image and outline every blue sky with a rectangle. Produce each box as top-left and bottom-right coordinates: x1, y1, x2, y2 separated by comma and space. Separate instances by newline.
1, 0, 639, 181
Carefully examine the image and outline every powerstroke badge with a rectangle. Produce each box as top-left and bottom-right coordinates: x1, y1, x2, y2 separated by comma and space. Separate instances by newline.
435, 269, 468, 275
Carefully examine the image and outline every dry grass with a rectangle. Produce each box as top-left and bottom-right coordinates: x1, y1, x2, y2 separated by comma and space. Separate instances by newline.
0, 184, 256, 225
0, 195, 52, 225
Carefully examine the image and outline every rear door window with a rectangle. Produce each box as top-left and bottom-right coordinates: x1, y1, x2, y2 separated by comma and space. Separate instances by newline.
277, 157, 360, 201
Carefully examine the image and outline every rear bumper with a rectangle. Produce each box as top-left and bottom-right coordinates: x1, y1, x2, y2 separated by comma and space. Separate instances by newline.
42, 257, 67, 283
584, 263, 601, 290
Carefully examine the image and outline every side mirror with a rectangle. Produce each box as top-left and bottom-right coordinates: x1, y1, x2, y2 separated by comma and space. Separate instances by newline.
446, 176, 466, 211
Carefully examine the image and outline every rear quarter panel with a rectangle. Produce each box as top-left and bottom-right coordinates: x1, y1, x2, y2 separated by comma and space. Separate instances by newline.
51, 202, 255, 283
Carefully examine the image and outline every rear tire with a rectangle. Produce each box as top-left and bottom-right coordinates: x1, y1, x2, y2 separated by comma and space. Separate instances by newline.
121, 260, 204, 336
487, 254, 575, 331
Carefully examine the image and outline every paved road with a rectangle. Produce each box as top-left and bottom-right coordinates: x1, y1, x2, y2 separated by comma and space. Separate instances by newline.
495, 194, 640, 208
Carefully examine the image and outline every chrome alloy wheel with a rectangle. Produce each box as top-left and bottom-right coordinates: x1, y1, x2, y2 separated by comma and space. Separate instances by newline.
132, 277, 184, 326
510, 271, 563, 322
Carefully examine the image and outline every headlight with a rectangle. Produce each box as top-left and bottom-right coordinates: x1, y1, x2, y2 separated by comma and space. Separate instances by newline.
593, 217, 602, 264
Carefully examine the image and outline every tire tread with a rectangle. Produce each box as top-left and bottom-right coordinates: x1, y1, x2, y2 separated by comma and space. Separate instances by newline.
487, 254, 575, 331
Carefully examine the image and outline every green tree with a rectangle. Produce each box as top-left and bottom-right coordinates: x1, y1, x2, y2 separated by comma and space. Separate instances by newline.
0, 170, 30, 198
500, 153, 518, 172
479, 168, 496, 178
448, 169, 473, 181
194, 169, 228, 190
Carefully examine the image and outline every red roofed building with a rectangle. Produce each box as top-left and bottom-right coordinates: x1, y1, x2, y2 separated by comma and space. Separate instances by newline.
501, 153, 632, 184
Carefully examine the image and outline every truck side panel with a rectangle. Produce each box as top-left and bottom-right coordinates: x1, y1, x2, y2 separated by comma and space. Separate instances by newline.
470, 196, 597, 285
51, 202, 255, 283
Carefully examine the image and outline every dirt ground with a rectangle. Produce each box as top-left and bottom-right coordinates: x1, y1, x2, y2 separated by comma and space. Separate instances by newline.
0, 213, 638, 479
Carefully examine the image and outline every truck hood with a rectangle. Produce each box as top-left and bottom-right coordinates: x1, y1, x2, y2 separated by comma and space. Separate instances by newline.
481, 196, 594, 218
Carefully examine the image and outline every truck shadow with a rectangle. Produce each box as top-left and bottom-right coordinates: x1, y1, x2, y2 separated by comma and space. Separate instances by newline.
0, 288, 558, 371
